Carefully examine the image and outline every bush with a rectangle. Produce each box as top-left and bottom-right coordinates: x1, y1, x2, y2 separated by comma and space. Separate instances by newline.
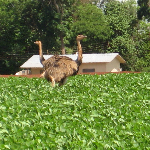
0, 73, 150, 149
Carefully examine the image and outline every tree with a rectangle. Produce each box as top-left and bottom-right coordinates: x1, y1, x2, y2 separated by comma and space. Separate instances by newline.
69, 3, 111, 53
105, 0, 150, 71
0, 0, 76, 74
46, 0, 77, 54
104, 0, 137, 38
137, 0, 150, 21
0, 0, 55, 74
0, 1, 28, 74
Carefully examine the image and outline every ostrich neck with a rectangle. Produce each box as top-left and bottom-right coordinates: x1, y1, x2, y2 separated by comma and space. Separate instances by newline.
77, 40, 82, 65
39, 42, 45, 64
39, 42, 43, 56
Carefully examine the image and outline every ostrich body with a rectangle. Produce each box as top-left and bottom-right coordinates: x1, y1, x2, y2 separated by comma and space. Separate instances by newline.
34, 35, 87, 86
34, 41, 75, 71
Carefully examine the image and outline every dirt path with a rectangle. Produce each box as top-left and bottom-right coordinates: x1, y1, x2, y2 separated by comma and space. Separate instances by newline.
0, 74, 41, 78
0, 71, 141, 78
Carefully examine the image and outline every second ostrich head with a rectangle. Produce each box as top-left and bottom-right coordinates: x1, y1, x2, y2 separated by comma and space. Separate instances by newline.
76, 35, 87, 41
34, 41, 41, 45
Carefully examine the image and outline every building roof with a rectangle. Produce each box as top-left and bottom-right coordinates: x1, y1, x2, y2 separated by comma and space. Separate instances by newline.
20, 53, 125, 68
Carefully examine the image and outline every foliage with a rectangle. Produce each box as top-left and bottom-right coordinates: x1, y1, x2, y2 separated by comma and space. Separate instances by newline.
72, 4, 110, 40
0, 73, 150, 149
69, 4, 111, 53
105, 0, 150, 71
0, 1, 27, 74
0, 0, 76, 74
105, 0, 137, 38
131, 21, 150, 71
0, 1, 38, 74
137, 0, 150, 21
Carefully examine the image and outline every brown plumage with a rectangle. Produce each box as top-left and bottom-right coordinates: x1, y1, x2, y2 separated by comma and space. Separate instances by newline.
34, 35, 87, 86
34, 41, 76, 71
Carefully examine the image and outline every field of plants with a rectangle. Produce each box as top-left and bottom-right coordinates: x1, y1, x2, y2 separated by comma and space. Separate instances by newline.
0, 73, 150, 149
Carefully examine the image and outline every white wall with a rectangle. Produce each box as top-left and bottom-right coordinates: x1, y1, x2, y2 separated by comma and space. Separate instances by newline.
78, 63, 106, 73
31, 68, 42, 74
30, 59, 121, 74
106, 58, 120, 72
15, 70, 31, 75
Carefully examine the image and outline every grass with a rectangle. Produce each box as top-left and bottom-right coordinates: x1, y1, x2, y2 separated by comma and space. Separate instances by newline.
0, 73, 150, 149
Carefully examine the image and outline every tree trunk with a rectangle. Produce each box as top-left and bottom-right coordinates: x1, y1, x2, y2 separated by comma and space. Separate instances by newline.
60, 32, 65, 55
53, 0, 65, 55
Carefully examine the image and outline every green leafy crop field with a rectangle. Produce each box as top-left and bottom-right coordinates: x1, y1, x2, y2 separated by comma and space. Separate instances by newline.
0, 73, 150, 149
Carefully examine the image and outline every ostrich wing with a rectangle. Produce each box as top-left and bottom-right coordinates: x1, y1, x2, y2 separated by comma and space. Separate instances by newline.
42, 55, 76, 71
43, 56, 78, 82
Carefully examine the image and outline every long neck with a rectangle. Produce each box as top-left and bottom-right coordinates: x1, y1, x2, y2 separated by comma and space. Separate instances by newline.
39, 42, 45, 64
77, 40, 82, 66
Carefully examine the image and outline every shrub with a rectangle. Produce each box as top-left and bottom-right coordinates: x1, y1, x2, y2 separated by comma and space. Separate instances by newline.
0, 73, 150, 149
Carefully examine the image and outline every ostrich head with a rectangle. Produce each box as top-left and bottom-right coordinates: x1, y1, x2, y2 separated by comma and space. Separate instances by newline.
76, 35, 87, 41
34, 41, 41, 45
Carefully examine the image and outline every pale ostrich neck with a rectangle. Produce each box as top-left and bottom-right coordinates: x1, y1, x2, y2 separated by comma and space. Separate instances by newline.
77, 40, 82, 64
39, 42, 45, 63
39, 42, 43, 57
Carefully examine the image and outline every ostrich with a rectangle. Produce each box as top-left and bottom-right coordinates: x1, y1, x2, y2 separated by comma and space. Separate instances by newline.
34, 41, 59, 71
34, 41, 76, 71
34, 35, 87, 86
